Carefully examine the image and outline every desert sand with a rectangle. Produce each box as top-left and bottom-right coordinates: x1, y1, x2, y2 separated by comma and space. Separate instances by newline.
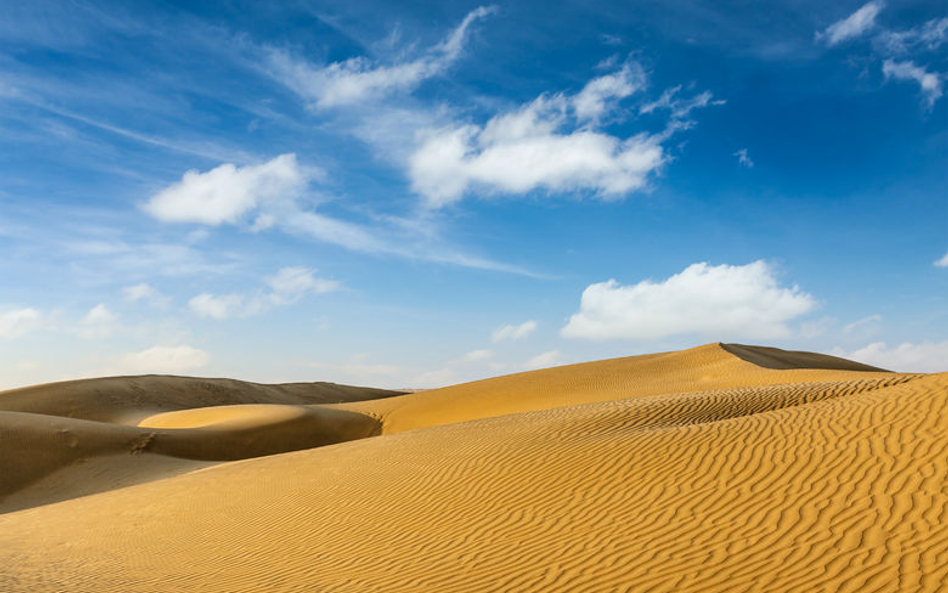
1, 343, 945, 592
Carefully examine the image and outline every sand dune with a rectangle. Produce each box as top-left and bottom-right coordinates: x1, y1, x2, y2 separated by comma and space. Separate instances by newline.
1, 344, 945, 592
0, 378, 398, 513
0, 374, 403, 424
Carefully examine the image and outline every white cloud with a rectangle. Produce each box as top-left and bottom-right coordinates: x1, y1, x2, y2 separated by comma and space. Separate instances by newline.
406, 65, 724, 207
265, 266, 340, 304
734, 148, 754, 168
882, 59, 943, 108
80, 303, 116, 326
268, 6, 495, 108
562, 261, 816, 340
527, 349, 561, 369
122, 282, 170, 308
572, 60, 646, 122
935, 250, 948, 267
0, 308, 42, 339
843, 314, 882, 333
120, 345, 211, 374
144, 153, 309, 225
837, 341, 948, 373
818, 1, 885, 46
410, 93, 666, 207
189, 267, 339, 320
188, 293, 255, 320
492, 320, 538, 342
75, 303, 117, 338
458, 348, 493, 363
123, 283, 156, 302
144, 155, 529, 275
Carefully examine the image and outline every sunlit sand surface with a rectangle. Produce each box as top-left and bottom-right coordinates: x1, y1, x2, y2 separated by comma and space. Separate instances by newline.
1, 343, 945, 592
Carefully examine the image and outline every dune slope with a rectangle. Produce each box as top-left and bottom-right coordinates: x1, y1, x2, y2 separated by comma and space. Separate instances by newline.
0, 344, 945, 592
0, 374, 404, 425
341, 343, 900, 434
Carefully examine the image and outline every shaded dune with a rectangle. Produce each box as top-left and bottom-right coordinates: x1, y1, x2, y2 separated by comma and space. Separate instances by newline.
0, 405, 379, 513
721, 342, 888, 372
0, 371, 944, 592
0, 375, 405, 425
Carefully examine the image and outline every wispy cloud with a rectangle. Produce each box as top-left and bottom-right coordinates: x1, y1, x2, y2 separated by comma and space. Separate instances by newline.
527, 349, 561, 369
267, 6, 496, 108
639, 86, 725, 119
0, 307, 43, 339
843, 314, 882, 333
877, 17, 948, 54
491, 320, 538, 342
733, 148, 754, 167
817, 1, 885, 46
935, 250, 948, 267
189, 267, 340, 320
572, 59, 646, 122
562, 261, 815, 340
835, 341, 948, 373
143, 154, 539, 276
882, 59, 943, 109
120, 345, 210, 374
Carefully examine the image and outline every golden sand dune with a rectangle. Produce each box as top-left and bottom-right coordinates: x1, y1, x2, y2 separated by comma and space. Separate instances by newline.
341, 343, 893, 434
0, 374, 403, 425
0, 378, 398, 513
1, 344, 945, 592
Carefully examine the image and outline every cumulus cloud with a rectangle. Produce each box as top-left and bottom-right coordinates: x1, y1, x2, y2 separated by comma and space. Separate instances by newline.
883, 59, 943, 108
734, 148, 754, 168
837, 341, 948, 373
268, 6, 495, 108
410, 95, 664, 206
527, 349, 561, 369
144, 153, 309, 225
190, 267, 339, 320
561, 261, 816, 340
818, 1, 884, 46
492, 320, 538, 342
935, 250, 948, 267
407, 62, 725, 207
0, 308, 42, 339
121, 345, 211, 374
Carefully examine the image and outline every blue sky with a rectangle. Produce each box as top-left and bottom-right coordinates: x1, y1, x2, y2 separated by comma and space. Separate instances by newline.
1, 0, 945, 388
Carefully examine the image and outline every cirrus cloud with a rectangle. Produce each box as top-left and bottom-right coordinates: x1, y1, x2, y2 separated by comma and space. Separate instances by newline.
561, 261, 816, 341
817, 1, 885, 46
267, 6, 496, 109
